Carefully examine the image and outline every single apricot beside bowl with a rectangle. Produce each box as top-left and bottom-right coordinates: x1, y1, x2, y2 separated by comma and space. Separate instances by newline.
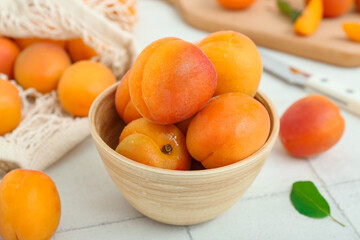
279, 95, 345, 157
198, 31, 262, 97
115, 70, 142, 124
186, 93, 270, 169
216, 0, 256, 10
66, 38, 97, 62
116, 118, 191, 170
0, 37, 20, 79
129, 37, 217, 125
58, 61, 116, 117
14, 43, 71, 94
0, 169, 61, 240
343, 22, 360, 43
14, 37, 66, 50
0, 79, 22, 136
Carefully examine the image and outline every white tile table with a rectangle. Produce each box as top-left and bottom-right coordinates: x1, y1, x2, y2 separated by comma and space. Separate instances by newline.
6, 0, 360, 239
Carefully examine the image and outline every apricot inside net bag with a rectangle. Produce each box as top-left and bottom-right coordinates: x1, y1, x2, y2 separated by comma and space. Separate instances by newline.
0, 0, 137, 176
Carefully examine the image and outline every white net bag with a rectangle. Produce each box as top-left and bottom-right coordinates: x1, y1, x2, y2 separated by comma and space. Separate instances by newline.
0, 0, 138, 176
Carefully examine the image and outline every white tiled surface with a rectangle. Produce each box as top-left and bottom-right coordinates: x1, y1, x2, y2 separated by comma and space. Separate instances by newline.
3, 0, 360, 239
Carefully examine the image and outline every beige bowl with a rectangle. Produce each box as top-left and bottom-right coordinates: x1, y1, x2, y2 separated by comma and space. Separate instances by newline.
89, 83, 279, 226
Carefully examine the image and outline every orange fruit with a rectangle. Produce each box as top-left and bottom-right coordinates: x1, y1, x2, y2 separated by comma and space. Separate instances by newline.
116, 118, 191, 170
295, 0, 323, 36
343, 22, 360, 43
186, 93, 270, 169
198, 31, 262, 97
0, 79, 22, 135
58, 61, 116, 117
280, 95, 344, 157
14, 43, 71, 94
216, 0, 256, 10
0, 37, 20, 79
305, 0, 354, 18
114, 70, 142, 123
14, 38, 66, 50
66, 38, 97, 62
0, 169, 61, 240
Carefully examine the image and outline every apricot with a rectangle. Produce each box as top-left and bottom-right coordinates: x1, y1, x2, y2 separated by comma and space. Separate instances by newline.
116, 118, 191, 170
129, 37, 217, 125
14, 43, 71, 94
343, 22, 360, 43
66, 38, 97, 62
115, 70, 142, 123
295, 0, 323, 36
58, 61, 116, 117
0, 169, 61, 240
0, 37, 20, 79
0, 79, 22, 136
305, 0, 353, 18
198, 31, 262, 97
14, 38, 66, 50
186, 93, 270, 169
279, 95, 345, 157
216, 0, 256, 10
357, 0, 360, 12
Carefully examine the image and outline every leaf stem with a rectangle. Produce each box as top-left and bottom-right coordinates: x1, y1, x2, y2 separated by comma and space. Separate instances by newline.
329, 215, 345, 227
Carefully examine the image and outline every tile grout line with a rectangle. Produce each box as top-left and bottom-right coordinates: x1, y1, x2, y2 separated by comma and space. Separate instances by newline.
185, 226, 194, 240
56, 216, 145, 234
307, 159, 360, 239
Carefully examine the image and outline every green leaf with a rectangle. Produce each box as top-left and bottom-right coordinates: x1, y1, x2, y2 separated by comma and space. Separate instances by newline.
290, 181, 345, 227
277, 0, 301, 22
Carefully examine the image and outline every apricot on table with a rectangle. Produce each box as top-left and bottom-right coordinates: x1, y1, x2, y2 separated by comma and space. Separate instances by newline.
129, 37, 217, 125
0, 79, 22, 136
66, 38, 97, 62
343, 22, 360, 43
116, 118, 191, 170
0, 169, 61, 240
14, 43, 71, 94
216, 0, 256, 10
58, 60, 116, 117
14, 38, 66, 50
294, 0, 323, 36
115, 70, 142, 123
279, 95, 345, 157
0, 37, 20, 79
305, 0, 353, 18
198, 31, 262, 97
186, 93, 270, 169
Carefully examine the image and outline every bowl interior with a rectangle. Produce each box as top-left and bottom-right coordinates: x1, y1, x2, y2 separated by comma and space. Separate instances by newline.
89, 83, 279, 174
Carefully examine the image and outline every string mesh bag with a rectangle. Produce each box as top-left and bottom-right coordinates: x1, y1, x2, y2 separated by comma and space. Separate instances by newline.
0, 0, 138, 176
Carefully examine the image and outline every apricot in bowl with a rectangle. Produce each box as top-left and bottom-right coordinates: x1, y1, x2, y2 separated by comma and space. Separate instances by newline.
88, 83, 279, 225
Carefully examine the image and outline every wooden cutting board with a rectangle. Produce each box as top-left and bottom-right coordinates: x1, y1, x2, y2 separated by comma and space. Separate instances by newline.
164, 0, 360, 67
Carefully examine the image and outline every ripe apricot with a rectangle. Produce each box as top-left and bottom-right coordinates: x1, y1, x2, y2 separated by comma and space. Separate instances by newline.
0, 37, 20, 79
343, 22, 360, 43
295, 0, 323, 36
115, 70, 142, 123
0, 79, 22, 136
58, 61, 116, 117
279, 95, 345, 157
14, 43, 71, 94
198, 31, 262, 97
186, 93, 270, 169
66, 38, 97, 62
216, 0, 256, 10
305, 0, 353, 18
129, 37, 217, 125
116, 118, 191, 170
14, 38, 66, 50
0, 169, 61, 240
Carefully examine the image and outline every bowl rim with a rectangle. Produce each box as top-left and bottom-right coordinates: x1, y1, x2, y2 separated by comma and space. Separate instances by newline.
89, 82, 279, 176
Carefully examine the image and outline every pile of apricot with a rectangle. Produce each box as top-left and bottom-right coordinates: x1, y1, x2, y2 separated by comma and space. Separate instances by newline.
114, 31, 271, 170
0, 36, 116, 136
